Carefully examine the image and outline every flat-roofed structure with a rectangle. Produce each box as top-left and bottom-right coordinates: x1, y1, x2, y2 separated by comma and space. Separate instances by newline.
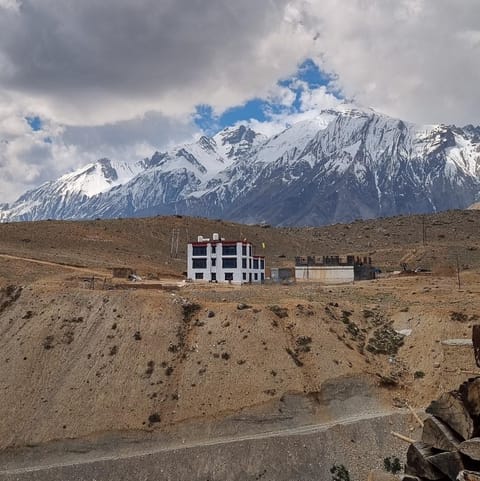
187, 233, 265, 284
295, 255, 376, 284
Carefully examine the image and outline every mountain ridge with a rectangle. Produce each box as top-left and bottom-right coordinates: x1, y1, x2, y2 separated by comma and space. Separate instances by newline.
2, 105, 480, 225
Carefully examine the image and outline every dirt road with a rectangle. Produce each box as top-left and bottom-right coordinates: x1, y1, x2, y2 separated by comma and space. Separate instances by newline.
1, 409, 402, 477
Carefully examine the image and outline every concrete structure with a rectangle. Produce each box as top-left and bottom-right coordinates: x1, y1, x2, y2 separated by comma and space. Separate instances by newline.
295, 255, 376, 284
295, 265, 354, 284
187, 234, 265, 284
270, 267, 295, 283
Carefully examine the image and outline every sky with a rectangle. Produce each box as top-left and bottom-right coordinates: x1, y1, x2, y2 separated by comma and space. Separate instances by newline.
1, 0, 480, 202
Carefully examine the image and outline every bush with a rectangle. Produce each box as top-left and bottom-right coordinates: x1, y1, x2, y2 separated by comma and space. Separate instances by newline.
330, 464, 350, 481
384, 457, 402, 474
148, 413, 161, 424
414, 370, 425, 379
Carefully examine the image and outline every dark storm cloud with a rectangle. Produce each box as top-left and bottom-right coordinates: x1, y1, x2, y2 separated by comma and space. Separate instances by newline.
0, 0, 303, 122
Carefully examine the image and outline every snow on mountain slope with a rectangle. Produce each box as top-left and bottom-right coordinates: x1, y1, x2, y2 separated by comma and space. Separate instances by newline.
1, 106, 480, 225
182, 106, 480, 225
64, 126, 265, 220
0, 158, 145, 222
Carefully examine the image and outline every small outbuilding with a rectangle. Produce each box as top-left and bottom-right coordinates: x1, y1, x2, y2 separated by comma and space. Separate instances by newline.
295, 255, 376, 284
112, 267, 135, 279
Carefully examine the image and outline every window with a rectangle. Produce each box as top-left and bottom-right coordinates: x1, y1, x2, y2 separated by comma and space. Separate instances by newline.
249, 259, 252, 269
261, 273, 264, 281
193, 246, 207, 256
195, 273, 204, 280
242, 245, 247, 256
253, 259, 259, 269
249, 246, 252, 256
212, 258, 216, 267
242, 258, 247, 269
212, 245, 216, 254
192, 258, 207, 269
243, 273, 247, 281
222, 245, 237, 256
254, 273, 258, 281
211, 273, 216, 282
260, 259, 265, 270
222, 258, 237, 269
225, 272, 233, 281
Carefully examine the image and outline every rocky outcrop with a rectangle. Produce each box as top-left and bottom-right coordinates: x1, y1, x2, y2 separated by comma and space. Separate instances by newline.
402, 377, 480, 481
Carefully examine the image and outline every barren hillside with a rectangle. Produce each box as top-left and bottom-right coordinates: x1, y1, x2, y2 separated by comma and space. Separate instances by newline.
0, 211, 479, 451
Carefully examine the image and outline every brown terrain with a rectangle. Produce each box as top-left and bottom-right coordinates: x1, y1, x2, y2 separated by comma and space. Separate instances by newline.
1, 210, 480, 478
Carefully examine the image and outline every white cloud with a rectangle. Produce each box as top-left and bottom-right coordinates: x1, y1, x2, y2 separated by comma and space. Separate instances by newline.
302, 0, 480, 125
0, 0, 313, 125
2, 0, 480, 202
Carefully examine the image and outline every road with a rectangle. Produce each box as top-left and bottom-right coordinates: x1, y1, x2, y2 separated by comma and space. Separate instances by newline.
1, 409, 402, 476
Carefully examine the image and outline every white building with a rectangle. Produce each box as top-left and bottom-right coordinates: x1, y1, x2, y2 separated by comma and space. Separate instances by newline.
187, 233, 265, 284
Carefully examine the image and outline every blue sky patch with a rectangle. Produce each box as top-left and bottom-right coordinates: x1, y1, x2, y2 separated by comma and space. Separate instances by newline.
26, 116, 43, 131
194, 59, 340, 135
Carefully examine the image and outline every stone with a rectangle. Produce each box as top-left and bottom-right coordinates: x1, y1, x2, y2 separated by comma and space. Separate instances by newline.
460, 438, 480, 461
426, 392, 474, 440
428, 451, 464, 481
422, 415, 462, 452
405, 442, 444, 480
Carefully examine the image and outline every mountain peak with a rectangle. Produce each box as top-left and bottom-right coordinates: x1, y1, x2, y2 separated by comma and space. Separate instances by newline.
2, 107, 480, 225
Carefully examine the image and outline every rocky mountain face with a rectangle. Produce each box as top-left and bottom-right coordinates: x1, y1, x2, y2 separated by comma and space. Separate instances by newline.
2, 106, 480, 226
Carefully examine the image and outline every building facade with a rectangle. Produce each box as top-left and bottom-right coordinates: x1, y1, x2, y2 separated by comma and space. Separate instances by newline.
187, 234, 265, 284
294, 255, 376, 284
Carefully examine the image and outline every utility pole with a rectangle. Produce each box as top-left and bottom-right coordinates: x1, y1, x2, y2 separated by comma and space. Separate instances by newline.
422, 216, 426, 246
456, 254, 461, 291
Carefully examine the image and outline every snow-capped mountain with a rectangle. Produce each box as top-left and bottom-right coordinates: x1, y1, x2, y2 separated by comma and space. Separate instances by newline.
0, 158, 145, 222
2, 106, 480, 226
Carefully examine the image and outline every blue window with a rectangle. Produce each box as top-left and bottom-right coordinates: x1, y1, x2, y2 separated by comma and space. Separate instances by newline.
193, 246, 207, 256
193, 258, 207, 269
222, 258, 237, 268
222, 245, 237, 256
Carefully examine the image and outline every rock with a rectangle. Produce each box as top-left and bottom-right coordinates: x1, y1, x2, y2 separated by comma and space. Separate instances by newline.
405, 442, 444, 480
426, 392, 474, 440
457, 471, 480, 481
459, 438, 480, 461
422, 415, 462, 452
460, 378, 480, 416
428, 451, 464, 481
237, 303, 251, 310
207, 310, 215, 318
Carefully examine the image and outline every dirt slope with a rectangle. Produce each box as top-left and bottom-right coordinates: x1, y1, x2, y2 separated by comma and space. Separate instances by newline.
1, 211, 479, 450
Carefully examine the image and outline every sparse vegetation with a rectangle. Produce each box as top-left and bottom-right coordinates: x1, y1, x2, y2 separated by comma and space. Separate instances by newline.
145, 361, 154, 377
296, 336, 312, 353
148, 413, 161, 424
43, 335, 54, 350
182, 301, 201, 321
450, 311, 468, 322
330, 464, 351, 481
133, 331, 142, 341
384, 456, 402, 474
367, 325, 404, 355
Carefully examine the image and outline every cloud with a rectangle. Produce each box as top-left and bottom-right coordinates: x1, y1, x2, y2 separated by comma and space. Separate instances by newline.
0, 95, 198, 202
0, 0, 313, 125
2, 0, 480, 203
302, 0, 480, 125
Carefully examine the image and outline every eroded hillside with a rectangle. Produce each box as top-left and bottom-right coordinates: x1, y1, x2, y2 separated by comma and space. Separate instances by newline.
0, 212, 479, 450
